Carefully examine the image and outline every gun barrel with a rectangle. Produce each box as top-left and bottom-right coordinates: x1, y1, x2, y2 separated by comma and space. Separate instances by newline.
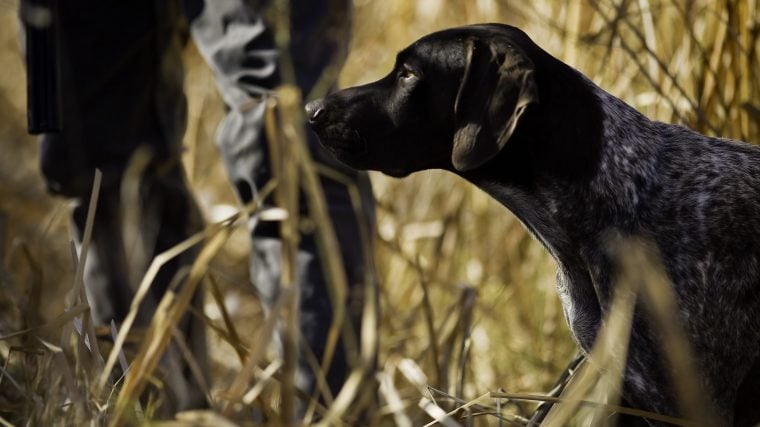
23, 0, 61, 134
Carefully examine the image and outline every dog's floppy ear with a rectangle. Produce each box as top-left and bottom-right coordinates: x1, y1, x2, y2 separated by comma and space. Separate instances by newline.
452, 37, 538, 171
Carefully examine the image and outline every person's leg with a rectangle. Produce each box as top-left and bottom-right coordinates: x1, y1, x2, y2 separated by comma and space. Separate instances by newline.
39, 0, 207, 412
185, 0, 376, 405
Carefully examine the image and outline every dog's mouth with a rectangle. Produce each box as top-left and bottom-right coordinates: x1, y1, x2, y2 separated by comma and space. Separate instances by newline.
316, 126, 368, 162
313, 124, 414, 178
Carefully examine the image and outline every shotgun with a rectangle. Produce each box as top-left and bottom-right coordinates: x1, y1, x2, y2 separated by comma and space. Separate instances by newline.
22, 0, 61, 134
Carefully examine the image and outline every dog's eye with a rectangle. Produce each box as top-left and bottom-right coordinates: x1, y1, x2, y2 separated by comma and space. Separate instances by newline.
398, 67, 418, 82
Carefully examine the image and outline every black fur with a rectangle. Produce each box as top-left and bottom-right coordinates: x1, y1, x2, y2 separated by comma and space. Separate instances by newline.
307, 24, 760, 426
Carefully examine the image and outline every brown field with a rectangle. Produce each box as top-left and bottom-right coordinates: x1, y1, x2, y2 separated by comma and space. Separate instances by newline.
0, 0, 758, 425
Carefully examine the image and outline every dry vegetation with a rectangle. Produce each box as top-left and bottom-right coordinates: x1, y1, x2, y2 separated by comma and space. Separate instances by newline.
0, 0, 758, 425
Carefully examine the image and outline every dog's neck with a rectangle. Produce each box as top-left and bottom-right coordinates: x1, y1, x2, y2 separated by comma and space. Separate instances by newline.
461, 64, 663, 240
458, 77, 664, 349
589, 87, 663, 215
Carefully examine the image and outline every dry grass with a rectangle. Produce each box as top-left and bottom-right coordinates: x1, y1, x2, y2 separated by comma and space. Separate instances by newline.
0, 0, 758, 425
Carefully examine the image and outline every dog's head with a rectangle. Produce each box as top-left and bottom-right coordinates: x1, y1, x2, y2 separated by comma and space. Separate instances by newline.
306, 24, 540, 177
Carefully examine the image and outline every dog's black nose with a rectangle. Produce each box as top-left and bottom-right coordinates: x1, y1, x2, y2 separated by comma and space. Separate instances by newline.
305, 100, 325, 125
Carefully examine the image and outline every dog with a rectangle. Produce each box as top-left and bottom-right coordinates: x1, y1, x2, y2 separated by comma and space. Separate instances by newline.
305, 24, 760, 425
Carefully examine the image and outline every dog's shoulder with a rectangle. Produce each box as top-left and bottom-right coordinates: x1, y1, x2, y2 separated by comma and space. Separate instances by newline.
639, 122, 760, 282
655, 122, 760, 195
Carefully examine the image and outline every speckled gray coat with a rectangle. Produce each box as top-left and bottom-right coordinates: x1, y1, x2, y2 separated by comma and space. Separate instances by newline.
308, 24, 760, 426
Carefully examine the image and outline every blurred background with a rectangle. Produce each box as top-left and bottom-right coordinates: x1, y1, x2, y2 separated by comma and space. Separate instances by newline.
1, 0, 758, 425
